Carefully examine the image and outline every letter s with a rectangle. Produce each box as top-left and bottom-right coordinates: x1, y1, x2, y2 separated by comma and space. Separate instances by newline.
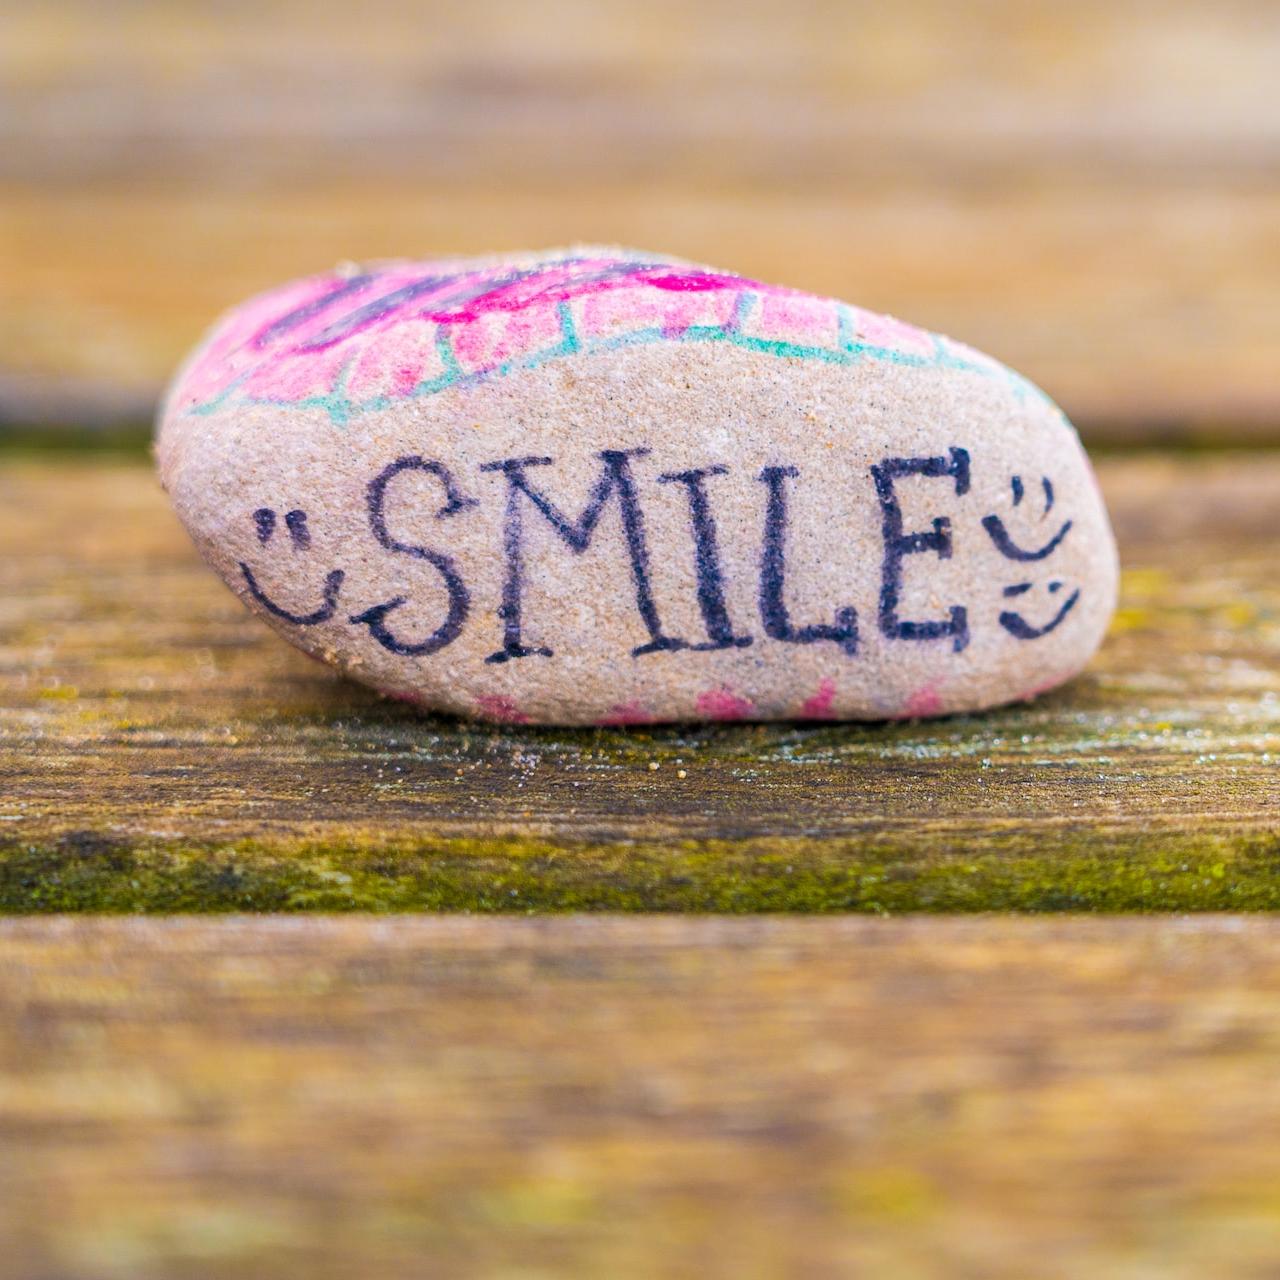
349, 456, 473, 657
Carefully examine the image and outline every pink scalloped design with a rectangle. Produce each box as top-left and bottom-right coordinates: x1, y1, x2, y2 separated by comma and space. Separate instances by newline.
173, 250, 1041, 425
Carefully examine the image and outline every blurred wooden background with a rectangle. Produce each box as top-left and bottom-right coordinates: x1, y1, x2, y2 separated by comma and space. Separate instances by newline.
3, 0, 1278, 440
6, 9, 1280, 1272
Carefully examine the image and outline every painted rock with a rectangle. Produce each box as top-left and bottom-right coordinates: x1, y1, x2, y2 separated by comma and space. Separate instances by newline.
156, 246, 1119, 725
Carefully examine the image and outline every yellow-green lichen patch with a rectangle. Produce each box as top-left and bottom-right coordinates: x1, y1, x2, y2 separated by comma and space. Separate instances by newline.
4, 827, 1280, 914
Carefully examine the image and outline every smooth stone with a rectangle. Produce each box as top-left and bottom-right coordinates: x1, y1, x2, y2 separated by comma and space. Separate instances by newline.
156, 246, 1119, 725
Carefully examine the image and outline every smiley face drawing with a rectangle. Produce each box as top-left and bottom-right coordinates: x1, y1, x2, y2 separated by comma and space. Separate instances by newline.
982, 475, 1081, 640
238, 507, 345, 625
236, 457, 474, 658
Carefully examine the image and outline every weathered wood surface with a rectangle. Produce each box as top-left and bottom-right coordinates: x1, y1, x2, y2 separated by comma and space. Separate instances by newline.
4, 0, 1280, 437
9, 915, 1280, 1278
5, 452, 1278, 911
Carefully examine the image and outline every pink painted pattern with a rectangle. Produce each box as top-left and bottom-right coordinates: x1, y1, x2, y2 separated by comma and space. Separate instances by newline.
897, 683, 944, 720
800, 677, 838, 719
171, 248, 1023, 424
695, 686, 755, 721
473, 694, 530, 725
597, 701, 655, 726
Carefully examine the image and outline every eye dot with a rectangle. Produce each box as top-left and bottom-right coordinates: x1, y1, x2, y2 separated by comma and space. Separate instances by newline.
1049, 580, 1063, 593
284, 509, 311, 548
1002, 582, 1032, 597
1011, 475, 1024, 506
252, 508, 276, 542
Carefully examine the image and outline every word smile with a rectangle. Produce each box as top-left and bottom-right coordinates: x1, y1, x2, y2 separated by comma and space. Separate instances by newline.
239, 445, 1081, 663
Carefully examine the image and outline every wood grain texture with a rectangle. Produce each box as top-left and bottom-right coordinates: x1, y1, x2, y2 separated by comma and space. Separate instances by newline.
8, 915, 1280, 1279
3, 0, 1279, 436
5, 452, 1278, 911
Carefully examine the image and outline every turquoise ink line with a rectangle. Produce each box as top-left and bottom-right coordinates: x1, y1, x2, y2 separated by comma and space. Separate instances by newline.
837, 304, 857, 356
729, 333, 851, 363
587, 327, 670, 353
188, 371, 249, 417
259, 354, 358, 427
728, 290, 756, 334
435, 327, 463, 378
556, 300, 580, 353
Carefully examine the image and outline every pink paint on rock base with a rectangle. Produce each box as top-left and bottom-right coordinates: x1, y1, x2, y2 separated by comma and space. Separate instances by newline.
695, 687, 755, 721
473, 694, 531, 725
895, 683, 944, 720
800, 678, 838, 719
597, 701, 654, 727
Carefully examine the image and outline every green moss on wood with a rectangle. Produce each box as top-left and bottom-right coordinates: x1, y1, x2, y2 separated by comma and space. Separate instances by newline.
5, 827, 1279, 914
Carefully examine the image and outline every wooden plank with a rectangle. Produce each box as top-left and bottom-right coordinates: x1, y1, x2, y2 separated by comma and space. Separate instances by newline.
4, 452, 1278, 911
3, 0, 1280, 435
7, 915, 1280, 1277
8, 0, 1278, 182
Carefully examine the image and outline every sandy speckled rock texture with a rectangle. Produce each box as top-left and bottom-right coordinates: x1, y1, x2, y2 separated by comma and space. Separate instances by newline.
156, 246, 1118, 724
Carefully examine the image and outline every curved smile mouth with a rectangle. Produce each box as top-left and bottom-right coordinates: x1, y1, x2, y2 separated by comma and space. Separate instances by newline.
998, 588, 1080, 639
